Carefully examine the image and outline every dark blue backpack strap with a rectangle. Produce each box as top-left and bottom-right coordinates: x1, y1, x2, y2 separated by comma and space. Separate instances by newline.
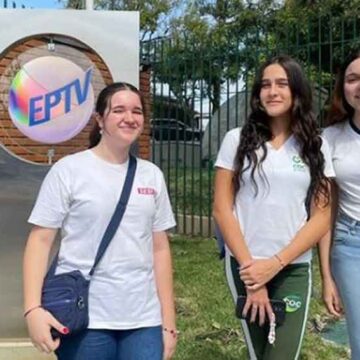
45, 155, 137, 279
89, 155, 137, 276
46, 252, 59, 278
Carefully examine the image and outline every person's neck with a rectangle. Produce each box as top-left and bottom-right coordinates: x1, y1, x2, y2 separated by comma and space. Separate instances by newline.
270, 117, 291, 139
92, 140, 130, 164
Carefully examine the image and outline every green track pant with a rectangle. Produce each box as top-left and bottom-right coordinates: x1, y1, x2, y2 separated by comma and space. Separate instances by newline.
225, 252, 312, 360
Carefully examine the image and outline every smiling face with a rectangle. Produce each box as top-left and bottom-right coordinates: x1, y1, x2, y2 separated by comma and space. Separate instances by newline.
344, 57, 360, 115
97, 89, 144, 147
259, 64, 293, 121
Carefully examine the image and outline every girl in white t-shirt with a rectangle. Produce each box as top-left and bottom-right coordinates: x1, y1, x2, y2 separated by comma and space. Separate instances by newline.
214, 55, 333, 359
320, 51, 360, 359
23, 83, 177, 360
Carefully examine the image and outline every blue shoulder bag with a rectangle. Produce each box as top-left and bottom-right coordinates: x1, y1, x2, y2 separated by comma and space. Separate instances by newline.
41, 155, 137, 338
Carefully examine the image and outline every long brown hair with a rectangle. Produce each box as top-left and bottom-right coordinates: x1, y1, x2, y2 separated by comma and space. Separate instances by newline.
233, 55, 330, 206
326, 50, 360, 126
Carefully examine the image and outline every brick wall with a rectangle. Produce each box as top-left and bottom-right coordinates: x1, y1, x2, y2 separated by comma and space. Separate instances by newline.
0, 36, 151, 164
139, 64, 151, 160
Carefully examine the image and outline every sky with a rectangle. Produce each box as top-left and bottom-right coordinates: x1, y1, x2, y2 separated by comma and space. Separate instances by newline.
1, 0, 62, 8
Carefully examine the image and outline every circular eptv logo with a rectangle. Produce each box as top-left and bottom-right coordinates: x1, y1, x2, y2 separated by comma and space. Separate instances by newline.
8, 56, 94, 144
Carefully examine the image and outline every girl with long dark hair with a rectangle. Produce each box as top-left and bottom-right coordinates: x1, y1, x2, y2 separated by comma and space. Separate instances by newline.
320, 50, 360, 359
23, 82, 177, 360
213, 55, 333, 359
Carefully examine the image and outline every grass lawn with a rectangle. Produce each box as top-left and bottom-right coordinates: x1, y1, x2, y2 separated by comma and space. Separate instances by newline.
171, 235, 350, 360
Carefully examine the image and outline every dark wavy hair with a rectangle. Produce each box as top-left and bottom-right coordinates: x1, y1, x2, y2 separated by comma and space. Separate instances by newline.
326, 50, 360, 125
233, 55, 330, 206
89, 82, 146, 148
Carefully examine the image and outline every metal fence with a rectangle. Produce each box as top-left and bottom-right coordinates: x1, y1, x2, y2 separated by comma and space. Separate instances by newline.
141, 14, 360, 237
1, 0, 25, 8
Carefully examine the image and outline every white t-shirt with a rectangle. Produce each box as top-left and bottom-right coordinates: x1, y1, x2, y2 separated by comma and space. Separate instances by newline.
28, 150, 176, 329
323, 121, 360, 221
215, 127, 335, 263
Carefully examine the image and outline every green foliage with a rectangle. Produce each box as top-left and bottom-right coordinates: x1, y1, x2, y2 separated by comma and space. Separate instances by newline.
274, 2, 360, 74
95, 0, 177, 38
172, 237, 248, 359
59, 0, 83, 8
141, 0, 360, 118
151, 0, 282, 114
284, 0, 360, 17
60, 0, 178, 39
62, 0, 360, 130
172, 236, 350, 359
166, 167, 214, 217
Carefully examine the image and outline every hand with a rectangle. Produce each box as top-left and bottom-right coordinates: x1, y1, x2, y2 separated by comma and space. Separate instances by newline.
322, 277, 343, 317
240, 258, 282, 290
162, 328, 177, 360
25, 307, 67, 353
242, 286, 273, 326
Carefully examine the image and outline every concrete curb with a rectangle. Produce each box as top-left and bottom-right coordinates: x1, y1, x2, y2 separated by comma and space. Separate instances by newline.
0, 340, 55, 360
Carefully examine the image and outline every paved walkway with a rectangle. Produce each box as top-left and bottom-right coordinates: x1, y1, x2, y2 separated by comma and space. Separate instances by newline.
0, 199, 33, 338
0, 144, 48, 338
0, 340, 55, 360
0, 198, 59, 340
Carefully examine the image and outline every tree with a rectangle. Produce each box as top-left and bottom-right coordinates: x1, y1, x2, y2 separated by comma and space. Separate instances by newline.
147, 0, 282, 115
161, 0, 360, 114
59, 0, 83, 9
272, 0, 360, 87
60, 0, 178, 40
61, 0, 360, 120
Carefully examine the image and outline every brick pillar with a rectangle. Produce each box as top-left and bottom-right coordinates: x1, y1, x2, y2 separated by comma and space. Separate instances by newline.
138, 64, 151, 160
0, 37, 112, 164
0, 37, 152, 164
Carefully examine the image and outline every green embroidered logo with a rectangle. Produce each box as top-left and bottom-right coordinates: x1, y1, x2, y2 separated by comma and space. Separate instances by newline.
283, 295, 302, 313
292, 155, 306, 172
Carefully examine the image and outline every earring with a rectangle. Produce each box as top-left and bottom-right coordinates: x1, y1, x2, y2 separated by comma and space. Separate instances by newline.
99, 128, 103, 135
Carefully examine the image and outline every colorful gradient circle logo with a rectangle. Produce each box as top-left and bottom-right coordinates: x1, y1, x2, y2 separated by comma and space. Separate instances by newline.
8, 56, 94, 144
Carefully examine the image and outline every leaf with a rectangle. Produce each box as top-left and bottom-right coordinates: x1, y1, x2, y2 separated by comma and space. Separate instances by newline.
211, 321, 221, 329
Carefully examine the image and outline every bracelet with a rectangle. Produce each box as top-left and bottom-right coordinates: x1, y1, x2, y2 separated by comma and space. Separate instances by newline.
163, 327, 180, 338
24, 305, 42, 318
273, 254, 285, 269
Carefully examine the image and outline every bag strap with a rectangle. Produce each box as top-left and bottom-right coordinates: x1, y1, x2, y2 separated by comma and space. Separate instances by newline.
89, 155, 137, 275
47, 155, 137, 278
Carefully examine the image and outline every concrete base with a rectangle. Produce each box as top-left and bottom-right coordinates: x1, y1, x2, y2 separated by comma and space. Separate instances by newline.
0, 340, 55, 360
176, 214, 215, 237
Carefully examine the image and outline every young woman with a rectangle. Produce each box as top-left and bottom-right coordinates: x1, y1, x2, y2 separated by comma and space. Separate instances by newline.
213, 55, 333, 359
23, 82, 177, 360
320, 50, 360, 359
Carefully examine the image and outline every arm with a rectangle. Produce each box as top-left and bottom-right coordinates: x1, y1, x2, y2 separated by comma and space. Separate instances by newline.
23, 226, 56, 312
278, 189, 331, 264
213, 168, 274, 324
212, 168, 252, 265
23, 226, 66, 353
153, 231, 176, 360
241, 181, 332, 289
318, 230, 333, 284
318, 181, 338, 281
318, 182, 342, 316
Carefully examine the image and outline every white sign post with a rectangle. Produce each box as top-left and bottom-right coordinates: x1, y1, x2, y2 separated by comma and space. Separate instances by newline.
0, 9, 139, 86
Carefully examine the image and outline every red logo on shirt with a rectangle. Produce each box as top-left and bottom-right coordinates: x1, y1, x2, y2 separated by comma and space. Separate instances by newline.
137, 187, 156, 195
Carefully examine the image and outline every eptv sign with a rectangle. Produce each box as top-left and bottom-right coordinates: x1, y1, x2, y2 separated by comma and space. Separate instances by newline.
8, 56, 94, 144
